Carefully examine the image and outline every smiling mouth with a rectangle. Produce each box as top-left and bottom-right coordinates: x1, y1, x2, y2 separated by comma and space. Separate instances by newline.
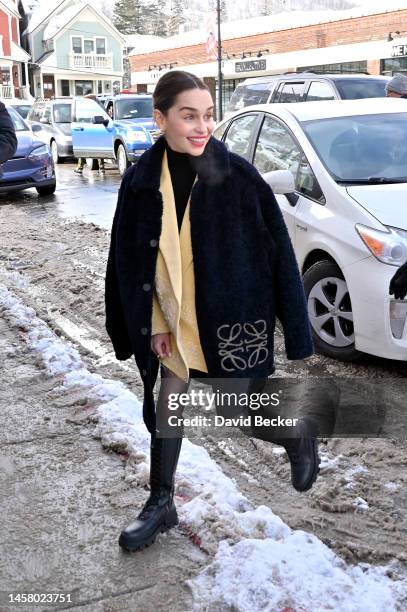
187, 137, 207, 144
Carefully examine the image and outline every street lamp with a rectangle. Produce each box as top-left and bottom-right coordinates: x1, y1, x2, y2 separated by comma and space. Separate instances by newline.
217, 0, 223, 122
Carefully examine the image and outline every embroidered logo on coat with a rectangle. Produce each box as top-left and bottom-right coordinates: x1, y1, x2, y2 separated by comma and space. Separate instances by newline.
217, 319, 269, 372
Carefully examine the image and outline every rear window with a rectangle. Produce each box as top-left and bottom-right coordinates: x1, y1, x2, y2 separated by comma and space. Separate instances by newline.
227, 82, 272, 113
53, 104, 72, 123
334, 78, 388, 100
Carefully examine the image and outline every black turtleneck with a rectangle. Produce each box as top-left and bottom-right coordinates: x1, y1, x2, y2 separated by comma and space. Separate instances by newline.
165, 140, 198, 232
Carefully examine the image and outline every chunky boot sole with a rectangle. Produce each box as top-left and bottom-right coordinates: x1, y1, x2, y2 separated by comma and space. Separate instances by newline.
119, 507, 179, 552
295, 438, 320, 492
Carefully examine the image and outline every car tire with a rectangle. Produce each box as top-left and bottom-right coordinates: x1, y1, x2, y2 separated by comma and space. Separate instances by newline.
36, 182, 56, 197
86, 158, 99, 170
117, 144, 130, 177
303, 260, 361, 361
50, 140, 62, 164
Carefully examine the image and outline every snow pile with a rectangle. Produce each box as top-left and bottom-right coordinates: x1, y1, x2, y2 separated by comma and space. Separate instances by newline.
190, 538, 405, 611
0, 281, 406, 611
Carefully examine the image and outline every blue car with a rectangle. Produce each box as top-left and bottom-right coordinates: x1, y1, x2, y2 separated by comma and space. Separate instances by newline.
0, 106, 56, 196
71, 95, 161, 176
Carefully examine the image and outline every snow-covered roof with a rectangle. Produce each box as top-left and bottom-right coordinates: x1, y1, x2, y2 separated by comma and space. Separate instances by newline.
124, 34, 163, 49
43, 4, 83, 39
26, 0, 66, 34
10, 40, 30, 60
129, 1, 407, 56
0, 0, 22, 17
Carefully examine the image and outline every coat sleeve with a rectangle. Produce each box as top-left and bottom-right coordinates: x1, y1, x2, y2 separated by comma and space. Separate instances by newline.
105, 172, 134, 360
256, 176, 314, 360
0, 102, 17, 165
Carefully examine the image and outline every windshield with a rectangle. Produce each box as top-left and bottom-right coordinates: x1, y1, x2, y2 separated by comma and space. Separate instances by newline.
7, 106, 28, 131
13, 105, 32, 119
53, 103, 72, 123
334, 78, 388, 100
302, 112, 407, 183
227, 82, 272, 113
115, 98, 152, 120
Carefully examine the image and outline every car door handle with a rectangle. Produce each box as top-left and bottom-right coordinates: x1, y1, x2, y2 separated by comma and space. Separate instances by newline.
72, 127, 84, 131
296, 223, 307, 232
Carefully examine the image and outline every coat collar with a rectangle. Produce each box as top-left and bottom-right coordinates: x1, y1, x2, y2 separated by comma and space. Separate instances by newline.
130, 133, 231, 193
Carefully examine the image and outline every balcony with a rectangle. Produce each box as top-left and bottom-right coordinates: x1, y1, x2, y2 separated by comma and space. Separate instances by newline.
69, 53, 113, 71
0, 85, 30, 99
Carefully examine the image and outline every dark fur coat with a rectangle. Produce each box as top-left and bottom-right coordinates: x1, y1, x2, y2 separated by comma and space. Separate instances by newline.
105, 134, 313, 434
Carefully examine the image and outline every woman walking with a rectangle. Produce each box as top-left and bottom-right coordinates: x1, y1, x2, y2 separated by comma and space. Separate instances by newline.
105, 70, 317, 553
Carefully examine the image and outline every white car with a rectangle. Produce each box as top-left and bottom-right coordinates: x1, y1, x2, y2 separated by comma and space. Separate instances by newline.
214, 98, 407, 362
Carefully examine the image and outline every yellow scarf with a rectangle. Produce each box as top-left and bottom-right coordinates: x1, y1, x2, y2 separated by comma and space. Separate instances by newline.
151, 148, 208, 381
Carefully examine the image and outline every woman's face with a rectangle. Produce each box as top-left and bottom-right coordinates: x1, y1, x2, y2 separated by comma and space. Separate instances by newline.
153, 88, 215, 155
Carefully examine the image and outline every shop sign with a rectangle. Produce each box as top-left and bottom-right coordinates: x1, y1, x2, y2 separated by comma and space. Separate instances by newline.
391, 44, 407, 58
235, 59, 266, 73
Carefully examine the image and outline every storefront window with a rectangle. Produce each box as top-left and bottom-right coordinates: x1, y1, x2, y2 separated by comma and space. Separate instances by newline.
382, 57, 407, 75
298, 61, 368, 74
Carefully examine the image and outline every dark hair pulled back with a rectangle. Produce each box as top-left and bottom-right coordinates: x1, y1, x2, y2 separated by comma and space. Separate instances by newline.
153, 70, 210, 115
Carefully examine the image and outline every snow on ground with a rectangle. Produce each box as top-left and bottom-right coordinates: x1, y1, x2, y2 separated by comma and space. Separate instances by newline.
0, 281, 406, 611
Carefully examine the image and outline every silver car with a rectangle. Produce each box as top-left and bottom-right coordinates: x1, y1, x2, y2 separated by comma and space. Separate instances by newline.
26, 98, 73, 164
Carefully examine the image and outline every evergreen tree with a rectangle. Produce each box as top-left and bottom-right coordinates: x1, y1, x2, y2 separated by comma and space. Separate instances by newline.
113, 0, 143, 35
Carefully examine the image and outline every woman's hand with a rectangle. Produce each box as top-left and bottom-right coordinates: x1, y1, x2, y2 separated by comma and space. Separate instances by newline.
389, 261, 407, 300
151, 333, 172, 359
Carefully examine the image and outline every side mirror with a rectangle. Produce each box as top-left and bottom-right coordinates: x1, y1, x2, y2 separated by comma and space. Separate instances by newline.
262, 169, 299, 206
92, 115, 108, 125
262, 170, 295, 194
31, 124, 42, 132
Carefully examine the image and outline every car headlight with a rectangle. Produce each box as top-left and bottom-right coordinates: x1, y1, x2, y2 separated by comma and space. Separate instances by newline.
29, 145, 49, 158
126, 130, 148, 143
356, 224, 407, 266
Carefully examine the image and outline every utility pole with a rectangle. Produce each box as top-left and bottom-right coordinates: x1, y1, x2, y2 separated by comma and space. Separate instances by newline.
216, 0, 223, 122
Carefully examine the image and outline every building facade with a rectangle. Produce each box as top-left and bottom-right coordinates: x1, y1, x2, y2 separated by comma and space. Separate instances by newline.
0, 0, 30, 99
25, 0, 125, 99
128, 5, 407, 118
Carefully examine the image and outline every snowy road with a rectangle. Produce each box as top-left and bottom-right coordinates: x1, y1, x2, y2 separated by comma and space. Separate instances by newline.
0, 164, 406, 610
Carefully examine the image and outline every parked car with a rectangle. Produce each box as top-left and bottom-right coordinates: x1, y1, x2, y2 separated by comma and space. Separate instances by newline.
6, 98, 33, 119
0, 106, 56, 196
71, 96, 160, 176
26, 98, 73, 164
225, 73, 391, 117
214, 98, 407, 362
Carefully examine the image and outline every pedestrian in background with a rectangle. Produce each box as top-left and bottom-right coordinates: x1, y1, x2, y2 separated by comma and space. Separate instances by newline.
74, 92, 105, 175
385, 73, 407, 98
0, 101, 18, 173
105, 70, 317, 554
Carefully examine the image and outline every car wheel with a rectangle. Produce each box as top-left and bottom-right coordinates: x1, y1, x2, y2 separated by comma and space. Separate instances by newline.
303, 260, 361, 361
36, 182, 56, 197
117, 144, 129, 177
51, 140, 61, 164
86, 158, 99, 170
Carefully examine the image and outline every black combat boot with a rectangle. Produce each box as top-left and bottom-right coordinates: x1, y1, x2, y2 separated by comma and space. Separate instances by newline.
118, 435, 183, 552
282, 418, 320, 492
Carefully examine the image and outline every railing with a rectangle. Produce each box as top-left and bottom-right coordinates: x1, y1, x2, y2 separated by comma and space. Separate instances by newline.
69, 53, 113, 70
0, 85, 14, 98
0, 85, 31, 99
